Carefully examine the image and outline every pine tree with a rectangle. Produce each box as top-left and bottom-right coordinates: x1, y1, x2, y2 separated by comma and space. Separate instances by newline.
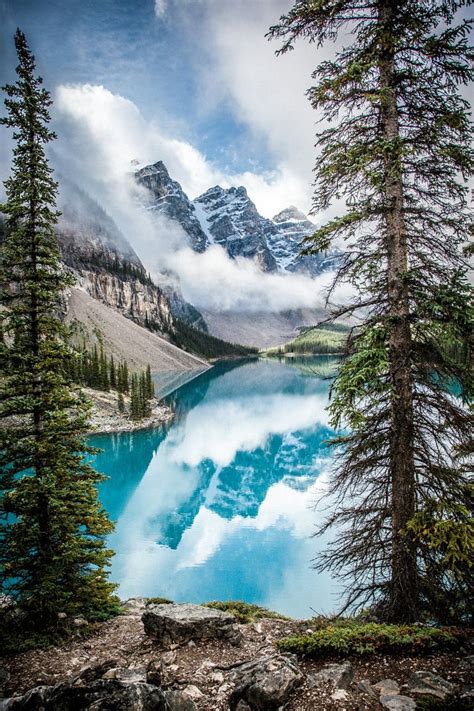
0, 30, 117, 626
109, 355, 116, 390
145, 364, 154, 400
139, 371, 151, 418
122, 361, 129, 394
90, 345, 100, 389
117, 391, 125, 414
99, 345, 109, 392
269, 2, 473, 622
129, 373, 140, 421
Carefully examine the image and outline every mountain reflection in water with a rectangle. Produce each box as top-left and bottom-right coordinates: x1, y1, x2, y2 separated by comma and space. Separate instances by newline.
90, 357, 340, 618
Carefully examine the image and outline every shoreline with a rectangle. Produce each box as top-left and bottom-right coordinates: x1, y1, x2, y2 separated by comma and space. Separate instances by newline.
84, 387, 174, 435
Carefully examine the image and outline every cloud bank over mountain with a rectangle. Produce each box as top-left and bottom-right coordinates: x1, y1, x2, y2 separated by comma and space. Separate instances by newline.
52, 83, 351, 314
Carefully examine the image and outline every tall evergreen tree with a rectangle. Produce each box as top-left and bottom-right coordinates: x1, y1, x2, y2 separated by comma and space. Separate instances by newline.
269, 1, 473, 622
109, 355, 116, 390
145, 364, 154, 400
0, 30, 117, 626
129, 373, 141, 421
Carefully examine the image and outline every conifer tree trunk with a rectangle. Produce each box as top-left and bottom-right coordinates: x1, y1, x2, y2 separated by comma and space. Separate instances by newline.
378, 0, 417, 621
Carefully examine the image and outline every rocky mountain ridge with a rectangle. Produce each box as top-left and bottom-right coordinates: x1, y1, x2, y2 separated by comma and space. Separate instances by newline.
134, 161, 339, 276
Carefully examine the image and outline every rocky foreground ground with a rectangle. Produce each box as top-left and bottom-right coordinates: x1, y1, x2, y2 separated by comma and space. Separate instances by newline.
1, 600, 472, 710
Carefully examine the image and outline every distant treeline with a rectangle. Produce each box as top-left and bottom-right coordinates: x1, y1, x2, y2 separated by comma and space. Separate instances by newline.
82, 250, 155, 286
66, 344, 155, 420
172, 319, 259, 358
266, 324, 350, 356
142, 312, 258, 359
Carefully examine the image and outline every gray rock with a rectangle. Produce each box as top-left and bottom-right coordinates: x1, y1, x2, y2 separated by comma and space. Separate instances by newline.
460, 684, 474, 700
358, 679, 379, 699
373, 679, 401, 695
181, 685, 203, 701
406, 670, 454, 699
146, 660, 162, 687
228, 653, 303, 710
142, 603, 243, 647
459, 655, 474, 671
0, 667, 10, 686
380, 694, 416, 711
2, 680, 168, 710
308, 661, 353, 690
122, 598, 149, 613
162, 690, 197, 710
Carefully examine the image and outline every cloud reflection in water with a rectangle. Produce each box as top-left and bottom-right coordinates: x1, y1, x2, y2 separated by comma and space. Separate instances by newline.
93, 358, 340, 617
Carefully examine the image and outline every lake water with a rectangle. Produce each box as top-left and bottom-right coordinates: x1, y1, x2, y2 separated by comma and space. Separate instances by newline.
89, 356, 341, 618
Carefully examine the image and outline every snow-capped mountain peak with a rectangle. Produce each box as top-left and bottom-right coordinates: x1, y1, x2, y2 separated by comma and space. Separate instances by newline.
134, 161, 339, 275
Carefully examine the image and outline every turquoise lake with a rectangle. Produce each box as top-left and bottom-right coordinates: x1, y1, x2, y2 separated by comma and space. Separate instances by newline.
89, 357, 341, 619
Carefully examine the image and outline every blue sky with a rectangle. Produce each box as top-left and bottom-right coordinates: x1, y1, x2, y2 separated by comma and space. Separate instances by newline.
1, 0, 319, 215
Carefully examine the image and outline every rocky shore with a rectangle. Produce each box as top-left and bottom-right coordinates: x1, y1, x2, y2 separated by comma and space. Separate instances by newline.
85, 388, 174, 434
1, 600, 472, 710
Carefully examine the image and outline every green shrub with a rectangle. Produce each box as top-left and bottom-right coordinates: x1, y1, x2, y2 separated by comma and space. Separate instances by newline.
276, 621, 464, 657
145, 597, 174, 606
204, 600, 288, 624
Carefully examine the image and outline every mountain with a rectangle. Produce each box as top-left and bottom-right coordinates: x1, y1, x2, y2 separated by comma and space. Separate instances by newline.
135, 161, 208, 253
134, 161, 339, 276
270, 206, 340, 274
194, 185, 277, 271
56, 183, 174, 337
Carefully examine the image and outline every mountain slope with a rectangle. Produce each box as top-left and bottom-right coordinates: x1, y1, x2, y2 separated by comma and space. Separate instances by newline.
66, 288, 209, 372
201, 307, 327, 349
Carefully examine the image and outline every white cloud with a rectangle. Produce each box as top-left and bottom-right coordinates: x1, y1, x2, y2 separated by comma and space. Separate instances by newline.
52, 83, 354, 314
54, 83, 310, 218
154, 0, 167, 18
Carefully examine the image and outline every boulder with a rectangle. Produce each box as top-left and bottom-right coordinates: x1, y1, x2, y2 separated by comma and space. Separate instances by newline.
181, 685, 204, 702
373, 679, 401, 696
146, 660, 162, 687
142, 603, 243, 647
162, 690, 197, 710
358, 679, 379, 699
1, 680, 168, 710
405, 670, 454, 699
380, 694, 416, 711
228, 654, 303, 710
308, 662, 353, 690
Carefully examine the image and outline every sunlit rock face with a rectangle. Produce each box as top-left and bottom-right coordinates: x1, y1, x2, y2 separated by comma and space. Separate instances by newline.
135, 161, 209, 253
193, 185, 278, 272
77, 269, 173, 335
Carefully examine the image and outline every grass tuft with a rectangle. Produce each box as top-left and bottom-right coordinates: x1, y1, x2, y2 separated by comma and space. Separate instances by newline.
204, 600, 289, 624
145, 597, 174, 606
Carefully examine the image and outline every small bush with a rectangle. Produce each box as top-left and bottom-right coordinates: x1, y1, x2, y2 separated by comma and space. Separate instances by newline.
145, 597, 174, 606
276, 621, 464, 657
204, 601, 288, 624
416, 694, 473, 710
